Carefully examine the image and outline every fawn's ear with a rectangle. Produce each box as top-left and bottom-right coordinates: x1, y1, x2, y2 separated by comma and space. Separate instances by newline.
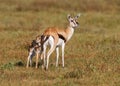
75, 13, 81, 19
67, 14, 71, 19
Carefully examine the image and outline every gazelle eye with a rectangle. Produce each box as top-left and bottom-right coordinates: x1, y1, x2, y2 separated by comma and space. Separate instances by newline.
71, 20, 73, 22
76, 22, 79, 24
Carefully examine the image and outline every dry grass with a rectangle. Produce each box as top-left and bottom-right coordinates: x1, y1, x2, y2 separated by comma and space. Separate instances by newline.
0, 0, 120, 86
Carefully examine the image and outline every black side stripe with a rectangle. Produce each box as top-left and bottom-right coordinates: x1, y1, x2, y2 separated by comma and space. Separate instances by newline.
58, 34, 66, 42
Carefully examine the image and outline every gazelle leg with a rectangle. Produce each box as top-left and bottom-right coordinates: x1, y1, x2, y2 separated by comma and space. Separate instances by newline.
62, 43, 65, 68
26, 55, 30, 68
46, 46, 55, 70
56, 47, 59, 67
43, 46, 47, 67
29, 56, 32, 67
26, 48, 34, 68
40, 51, 44, 69
36, 51, 39, 69
40, 45, 46, 69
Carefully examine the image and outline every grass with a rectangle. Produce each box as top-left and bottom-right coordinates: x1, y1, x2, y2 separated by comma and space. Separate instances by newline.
0, 0, 120, 86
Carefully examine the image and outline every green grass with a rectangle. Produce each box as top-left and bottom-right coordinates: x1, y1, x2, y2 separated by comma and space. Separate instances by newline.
0, 0, 120, 86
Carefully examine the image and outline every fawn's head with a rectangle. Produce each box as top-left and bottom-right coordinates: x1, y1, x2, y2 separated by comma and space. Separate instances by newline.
35, 35, 41, 46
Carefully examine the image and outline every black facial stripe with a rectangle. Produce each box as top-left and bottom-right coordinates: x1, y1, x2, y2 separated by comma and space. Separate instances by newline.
71, 19, 76, 25
74, 21, 76, 25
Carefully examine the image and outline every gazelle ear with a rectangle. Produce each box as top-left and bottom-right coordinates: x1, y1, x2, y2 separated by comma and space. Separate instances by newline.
75, 13, 81, 19
67, 14, 71, 19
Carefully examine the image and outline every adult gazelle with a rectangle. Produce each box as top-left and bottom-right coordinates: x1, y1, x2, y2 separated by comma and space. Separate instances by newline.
39, 14, 80, 70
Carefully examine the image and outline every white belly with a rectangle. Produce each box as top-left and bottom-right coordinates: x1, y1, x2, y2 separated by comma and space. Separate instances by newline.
56, 38, 64, 47
44, 36, 65, 47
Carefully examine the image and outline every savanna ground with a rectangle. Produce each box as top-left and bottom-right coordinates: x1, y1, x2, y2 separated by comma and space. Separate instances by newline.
0, 0, 120, 86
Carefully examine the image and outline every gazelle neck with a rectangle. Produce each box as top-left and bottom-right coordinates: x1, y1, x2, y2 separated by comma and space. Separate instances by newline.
66, 26, 74, 41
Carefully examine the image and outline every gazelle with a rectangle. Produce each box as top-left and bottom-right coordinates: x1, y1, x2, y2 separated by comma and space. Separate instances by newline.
26, 35, 41, 68
40, 14, 80, 70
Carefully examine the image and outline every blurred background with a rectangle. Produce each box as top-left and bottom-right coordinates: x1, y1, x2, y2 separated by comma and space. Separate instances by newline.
0, 0, 120, 12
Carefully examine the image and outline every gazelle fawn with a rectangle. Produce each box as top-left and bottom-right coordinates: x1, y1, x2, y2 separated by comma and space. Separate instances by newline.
26, 35, 41, 68
40, 14, 81, 70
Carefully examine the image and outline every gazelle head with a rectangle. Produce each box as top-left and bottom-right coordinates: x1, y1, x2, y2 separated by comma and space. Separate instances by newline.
67, 14, 81, 28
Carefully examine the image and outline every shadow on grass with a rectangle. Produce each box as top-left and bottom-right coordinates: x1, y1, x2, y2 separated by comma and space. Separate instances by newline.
0, 60, 44, 70
14, 61, 24, 67
15, 60, 43, 68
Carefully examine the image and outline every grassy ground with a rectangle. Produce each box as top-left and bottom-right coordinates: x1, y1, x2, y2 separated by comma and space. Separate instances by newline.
0, 0, 120, 86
